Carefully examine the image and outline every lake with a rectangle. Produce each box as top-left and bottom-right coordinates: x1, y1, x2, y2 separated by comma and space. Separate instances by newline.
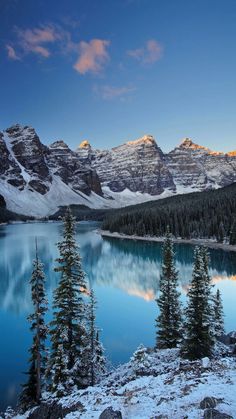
0, 221, 236, 411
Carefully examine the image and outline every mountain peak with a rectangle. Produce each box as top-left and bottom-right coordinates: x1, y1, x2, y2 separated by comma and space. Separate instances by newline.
79, 140, 91, 149
49, 140, 69, 150
179, 138, 208, 151
126, 134, 156, 146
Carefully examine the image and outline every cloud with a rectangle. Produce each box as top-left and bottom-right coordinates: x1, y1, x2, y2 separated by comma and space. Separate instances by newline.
127, 39, 163, 64
73, 39, 110, 75
95, 84, 136, 100
15, 25, 62, 57
6, 44, 20, 60
6, 24, 109, 77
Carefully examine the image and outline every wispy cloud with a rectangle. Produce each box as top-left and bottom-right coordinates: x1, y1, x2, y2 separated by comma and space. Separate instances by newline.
95, 84, 136, 100
73, 39, 110, 75
6, 44, 20, 60
15, 25, 62, 57
127, 39, 163, 64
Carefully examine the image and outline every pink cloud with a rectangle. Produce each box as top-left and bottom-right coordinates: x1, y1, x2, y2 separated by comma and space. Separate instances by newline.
6, 44, 20, 60
16, 25, 61, 57
127, 39, 163, 64
98, 85, 136, 100
74, 39, 110, 75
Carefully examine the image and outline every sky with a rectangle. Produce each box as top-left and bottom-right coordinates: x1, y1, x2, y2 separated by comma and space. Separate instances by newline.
0, 0, 236, 152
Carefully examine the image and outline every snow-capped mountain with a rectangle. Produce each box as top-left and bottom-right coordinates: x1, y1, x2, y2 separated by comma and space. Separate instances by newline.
0, 124, 236, 216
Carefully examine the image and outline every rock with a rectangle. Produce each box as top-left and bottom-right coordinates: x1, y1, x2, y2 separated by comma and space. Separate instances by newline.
200, 397, 218, 409
166, 138, 236, 191
28, 400, 83, 419
5, 125, 51, 193
99, 406, 122, 419
0, 131, 25, 190
0, 194, 6, 208
78, 135, 175, 195
48, 140, 102, 196
203, 408, 233, 419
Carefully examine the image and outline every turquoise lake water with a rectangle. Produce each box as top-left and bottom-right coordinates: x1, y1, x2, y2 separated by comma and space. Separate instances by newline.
0, 221, 236, 410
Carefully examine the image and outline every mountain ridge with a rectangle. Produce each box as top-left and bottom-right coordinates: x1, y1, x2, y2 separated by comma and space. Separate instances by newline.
0, 124, 236, 217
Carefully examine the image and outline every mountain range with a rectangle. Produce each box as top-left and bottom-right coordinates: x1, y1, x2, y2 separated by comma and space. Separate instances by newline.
0, 124, 235, 217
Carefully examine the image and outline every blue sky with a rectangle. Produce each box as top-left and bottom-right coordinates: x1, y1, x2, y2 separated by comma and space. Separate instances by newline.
1, 0, 236, 152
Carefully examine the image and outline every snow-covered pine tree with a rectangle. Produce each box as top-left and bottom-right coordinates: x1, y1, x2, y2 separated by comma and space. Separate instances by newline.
87, 289, 106, 386
50, 343, 71, 397
49, 207, 88, 396
181, 246, 215, 360
19, 240, 48, 411
94, 330, 106, 381
155, 228, 182, 349
214, 289, 225, 339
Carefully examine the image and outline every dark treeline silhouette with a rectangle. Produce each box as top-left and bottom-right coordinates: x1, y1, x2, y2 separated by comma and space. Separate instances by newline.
102, 183, 236, 243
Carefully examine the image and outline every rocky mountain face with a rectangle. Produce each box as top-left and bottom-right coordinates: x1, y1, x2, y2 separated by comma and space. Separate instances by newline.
76, 135, 236, 195
166, 138, 236, 190
0, 125, 235, 216
76, 135, 175, 195
48, 140, 102, 196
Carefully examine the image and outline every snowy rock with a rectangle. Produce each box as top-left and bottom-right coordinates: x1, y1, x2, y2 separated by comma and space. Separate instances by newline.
27, 400, 84, 419
203, 409, 233, 419
77, 135, 175, 195
99, 406, 122, 419
200, 396, 218, 409
202, 357, 210, 368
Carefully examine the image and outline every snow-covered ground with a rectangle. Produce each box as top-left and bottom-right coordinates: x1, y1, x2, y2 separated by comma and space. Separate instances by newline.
0, 179, 198, 218
8, 345, 236, 419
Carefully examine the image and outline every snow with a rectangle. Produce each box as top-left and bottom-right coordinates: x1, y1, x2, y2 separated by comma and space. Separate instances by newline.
44, 347, 236, 418
0, 176, 108, 217
3, 132, 31, 183
202, 357, 210, 368
5, 344, 236, 418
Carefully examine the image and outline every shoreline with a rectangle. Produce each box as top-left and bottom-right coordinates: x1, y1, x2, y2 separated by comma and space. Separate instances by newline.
99, 230, 236, 253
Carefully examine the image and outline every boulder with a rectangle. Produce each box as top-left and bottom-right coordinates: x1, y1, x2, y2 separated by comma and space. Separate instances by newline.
99, 406, 122, 419
28, 401, 83, 419
203, 409, 233, 419
200, 397, 218, 409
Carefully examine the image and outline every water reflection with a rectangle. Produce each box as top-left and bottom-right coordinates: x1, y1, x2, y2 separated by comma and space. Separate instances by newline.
0, 222, 236, 410
0, 223, 236, 313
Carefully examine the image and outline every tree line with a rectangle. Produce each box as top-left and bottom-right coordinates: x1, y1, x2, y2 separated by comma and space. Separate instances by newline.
102, 183, 236, 244
17, 212, 225, 414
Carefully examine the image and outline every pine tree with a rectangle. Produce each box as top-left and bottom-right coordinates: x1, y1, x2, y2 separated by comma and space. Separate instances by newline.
214, 289, 225, 338
217, 222, 225, 243
50, 343, 71, 397
229, 219, 236, 245
94, 330, 106, 381
49, 207, 88, 395
87, 289, 106, 386
19, 240, 48, 411
181, 246, 215, 360
155, 228, 182, 349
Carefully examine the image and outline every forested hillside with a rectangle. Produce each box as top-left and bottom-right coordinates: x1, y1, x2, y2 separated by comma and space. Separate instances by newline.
102, 183, 236, 243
